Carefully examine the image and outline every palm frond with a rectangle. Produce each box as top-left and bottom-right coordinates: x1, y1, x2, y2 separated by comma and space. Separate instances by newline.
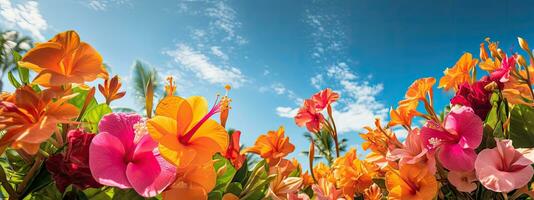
129, 60, 163, 110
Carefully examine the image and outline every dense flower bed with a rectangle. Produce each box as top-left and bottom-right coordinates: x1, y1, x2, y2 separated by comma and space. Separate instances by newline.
1, 31, 534, 200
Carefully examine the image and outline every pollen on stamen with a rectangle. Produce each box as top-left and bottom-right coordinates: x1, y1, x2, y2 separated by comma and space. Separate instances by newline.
133, 119, 148, 143
428, 137, 441, 148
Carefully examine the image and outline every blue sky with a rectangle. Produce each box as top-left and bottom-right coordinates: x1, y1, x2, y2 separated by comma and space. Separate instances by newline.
2, 0, 534, 166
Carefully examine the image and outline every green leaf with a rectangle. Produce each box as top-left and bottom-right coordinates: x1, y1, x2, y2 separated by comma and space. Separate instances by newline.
7, 71, 21, 88
83, 188, 112, 200
13, 51, 29, 84
83, 104, 112, 132
112, 189, 144, 200
225, 182, 243, 196
207, 190, 222, 200
24, 183, 62, 200
510, 104, 534, 148
212, 154, 237, 192
20, 164, 52, 199
69, 87, 98, 111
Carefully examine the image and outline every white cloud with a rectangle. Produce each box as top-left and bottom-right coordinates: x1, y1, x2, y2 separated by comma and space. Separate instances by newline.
276, 106, 299, 118
0, 0, 47, 40
206, 1, 247, 44
210, 46, 228, 60
86, 0, 131, 11
310, 74, 324, 89
165, 44, 246, 88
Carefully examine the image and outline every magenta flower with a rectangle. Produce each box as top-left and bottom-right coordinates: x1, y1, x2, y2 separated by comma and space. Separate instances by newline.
89, 113, 176, 197
490, 55, 515, 83
46, 129, 101, 192
450, 76, 492, 120
421, 106, 483, 171
387, 128, 436, 174
475, 139, 534, 192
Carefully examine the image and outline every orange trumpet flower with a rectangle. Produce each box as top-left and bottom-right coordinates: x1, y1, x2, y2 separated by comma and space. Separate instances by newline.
438, 53, 478, 91
19, 31, 108, 87
0, 86, 78, 154
98, 75, 125, 105
242, 126, 295, 164
386, 164, 438, 200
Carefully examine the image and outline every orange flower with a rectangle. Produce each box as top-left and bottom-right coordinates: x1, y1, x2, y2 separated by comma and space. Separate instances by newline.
361, 119, 401, 155
0, 86, 78, 154
479, 43, 489, 61
404, 77, 435, 102
301, 171, 314, 188
165, 76, 177, 96
267, 166, 303, 200
242, 126, 295, 164
438, 53, 478, 91
363, 184, 383, 200
98, 75, 125, 104
313, 162, 335, 184
146, 96, 229, 168
388, 99, 420, 128
333, 149, 374, 197
162, 162, 216, 200
19, 31, 108, 87
502, 67, 534, 106
385, 164, 438, 200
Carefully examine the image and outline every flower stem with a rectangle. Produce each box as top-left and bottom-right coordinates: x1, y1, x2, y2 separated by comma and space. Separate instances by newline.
0, 166, 17, 199
16, 154, 42, 194
327, 105, 340, 158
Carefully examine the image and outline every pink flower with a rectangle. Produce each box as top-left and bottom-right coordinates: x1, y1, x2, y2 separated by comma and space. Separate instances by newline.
447, 170, 477, 192
388, 128, 436, 174
421, 106, 483, 171
89, 113, 176, 197
287, 192, 311, 200
490, 56, 515, 83
475, 139, 534, 192
295, 99, 325, 132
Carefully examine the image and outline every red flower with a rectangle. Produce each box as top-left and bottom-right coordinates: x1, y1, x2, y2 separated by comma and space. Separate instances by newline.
45, 129, 101, 192
295, 100, 325, 133
223, 130, 245, 169
311, 88, 339, 111
450, 76, 492, 120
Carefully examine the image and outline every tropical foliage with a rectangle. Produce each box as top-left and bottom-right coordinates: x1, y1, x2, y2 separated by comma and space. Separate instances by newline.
2, 30, 534, 200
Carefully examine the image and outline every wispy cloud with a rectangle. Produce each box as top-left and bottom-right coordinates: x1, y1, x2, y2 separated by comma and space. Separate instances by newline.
164, 44, 246, 88
86, 0, 131, 11
166, 0, 247, 89
0, 0, 47, 40
276, 106, 299, 118
275, 3, 387, 133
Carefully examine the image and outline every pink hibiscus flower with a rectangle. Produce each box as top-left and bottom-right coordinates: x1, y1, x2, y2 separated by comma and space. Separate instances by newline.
447, 170, 477, 192
89, 113, 176, 197
311, 88, 339, 111
421, 106, 483, 171
387, 128, 436, 174
475, 139, 534, 192
490, 55, 515, 83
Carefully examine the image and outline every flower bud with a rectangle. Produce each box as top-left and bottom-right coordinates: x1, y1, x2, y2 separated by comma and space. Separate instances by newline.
518, 37, 530, 52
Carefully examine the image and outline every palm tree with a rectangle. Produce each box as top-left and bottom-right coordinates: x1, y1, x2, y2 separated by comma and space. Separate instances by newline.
0, 30, 32, 92
301, 129, 348, 165
129, 60, 163, 114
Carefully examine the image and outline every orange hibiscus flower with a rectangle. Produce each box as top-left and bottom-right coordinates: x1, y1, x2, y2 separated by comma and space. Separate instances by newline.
404, 77, 435, 102
162, 162, 216, 200
19, 31, 108, 87
146, 96, 229, 168
242, 126, 295, 164
438, 53, 478, 91
0, 86, 78, 154
385, 164, 438, 200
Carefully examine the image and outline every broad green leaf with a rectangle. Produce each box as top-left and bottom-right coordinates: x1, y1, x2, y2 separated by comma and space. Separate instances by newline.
83, 104, 112, 132
112, 188, 144, 200
13, 51, 29, 84
207, 190, 223, 200
7, 71, 21, 88
225, 182, 243, 196
510, 104, 534, 148
20, 164, 52, 199
84, 187, 112, 200
23, 183, 62, 200
212, 154, 237, 192
69, 87, 98, 111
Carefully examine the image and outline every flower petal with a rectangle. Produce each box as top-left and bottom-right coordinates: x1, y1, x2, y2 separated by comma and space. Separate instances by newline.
99, 113, 141, 150
89, 132, 130, 188
126, 152, 175, 197
439, 144, 476, 171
